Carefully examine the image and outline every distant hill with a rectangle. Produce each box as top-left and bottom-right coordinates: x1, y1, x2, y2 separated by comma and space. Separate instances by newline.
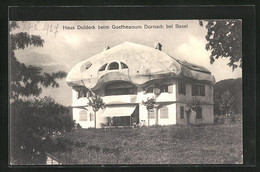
214, 78, 242, 115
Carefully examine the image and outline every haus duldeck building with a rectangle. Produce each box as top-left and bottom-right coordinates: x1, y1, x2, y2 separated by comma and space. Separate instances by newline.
66, 42, 215, 128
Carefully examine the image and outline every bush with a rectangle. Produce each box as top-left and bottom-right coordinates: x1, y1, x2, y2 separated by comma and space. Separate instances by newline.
214, 114, 242, 125
10, 97, 74, 164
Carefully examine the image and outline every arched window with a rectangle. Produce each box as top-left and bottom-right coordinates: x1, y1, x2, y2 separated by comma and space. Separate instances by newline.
99, 63, 108, 71
121, 62, 128, 69
160, 107, 168, 118
160, 84, 168, 92
146, 87, 154, 93
108, 62, 119, 70
196, 107, 202, 119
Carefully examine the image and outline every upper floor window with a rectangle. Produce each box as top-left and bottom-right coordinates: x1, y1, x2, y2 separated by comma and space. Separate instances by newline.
192, 84, 205, 96
160, 107, 168, 118
77, 89, 92, 99
196, 106, 202, 119
146, 87, 154, 93
160, 84, 168, 93
105, 81, 137, 96
108, 62, 119, 70
178, 81, 186, 95
99, 63, 108, 71
78, 89, 87, 98
80, 62, 92, 72
180, 106, 184, 119
85, 62, 92, 70
121, 62, 128, 69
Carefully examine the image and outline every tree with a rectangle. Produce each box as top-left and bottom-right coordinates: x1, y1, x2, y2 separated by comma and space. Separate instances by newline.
199, 20, 242, 70
88, 94, 105, 128
9, 21, 68, 164
219, 90, 235, 116
142, 97, 156, 126
10, 97, 74, 165
214, 78, 242, 115
30, 96, 74, 132
9, 21, 67, 100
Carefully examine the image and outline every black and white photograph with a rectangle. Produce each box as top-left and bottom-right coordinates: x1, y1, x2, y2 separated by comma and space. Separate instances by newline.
9, 19, 243, 165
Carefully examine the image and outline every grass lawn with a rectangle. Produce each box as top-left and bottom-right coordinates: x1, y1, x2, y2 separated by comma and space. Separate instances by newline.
52, 123, 242, 164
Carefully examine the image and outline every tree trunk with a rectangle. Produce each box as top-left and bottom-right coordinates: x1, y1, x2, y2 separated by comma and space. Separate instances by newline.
148, 112, 150, 126
155, 107, 159, 125
94, 111, 96, 128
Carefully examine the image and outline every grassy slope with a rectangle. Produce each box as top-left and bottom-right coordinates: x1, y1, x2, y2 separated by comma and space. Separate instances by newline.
55, 124, 242, 164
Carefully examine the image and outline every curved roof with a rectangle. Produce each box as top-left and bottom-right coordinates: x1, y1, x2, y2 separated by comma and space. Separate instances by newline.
66, 42, 215, 89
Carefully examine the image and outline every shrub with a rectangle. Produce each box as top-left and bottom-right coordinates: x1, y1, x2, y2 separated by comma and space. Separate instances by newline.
214, 114, 242, 125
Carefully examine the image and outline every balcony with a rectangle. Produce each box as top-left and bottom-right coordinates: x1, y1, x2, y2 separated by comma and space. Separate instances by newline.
102, 95, 137, 105
141, 92, 176, 103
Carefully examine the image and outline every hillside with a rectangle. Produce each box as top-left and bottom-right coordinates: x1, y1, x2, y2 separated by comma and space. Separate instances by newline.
214, 78, 242, 115
51, 124, 242, 164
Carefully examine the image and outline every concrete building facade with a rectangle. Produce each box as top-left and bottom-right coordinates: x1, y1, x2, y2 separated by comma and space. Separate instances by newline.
66, 42, 215, 128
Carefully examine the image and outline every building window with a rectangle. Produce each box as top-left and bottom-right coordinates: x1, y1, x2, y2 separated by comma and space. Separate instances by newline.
108, 62, 119, 70
148, 109, 155, 119
192, 84, 205, 96
79, 110, 88, 121
160, 107, 168, 118
89, 113, 94, 121
146, 87, 154, 93
99, 63, 108, 71
196, 107, 202, 119
180, 106, 184, 119
80, 62, 92, 72
105, 81, 137, 96
78, 89, 88, 98
178, 81, 186, 95
85, 62, 92, 70
121, 62, 128, 69
160, 84, 168, 93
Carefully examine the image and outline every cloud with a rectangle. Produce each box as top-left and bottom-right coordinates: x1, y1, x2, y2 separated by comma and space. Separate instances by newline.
15, 51, 56, 65
15, 50, 69, 73
40, 64, 69, 73
176, 35, 210, 67
175, 34, 242, 81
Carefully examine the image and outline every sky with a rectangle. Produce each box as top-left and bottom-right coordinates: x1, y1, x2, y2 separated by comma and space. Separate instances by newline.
12, 20, 242, 106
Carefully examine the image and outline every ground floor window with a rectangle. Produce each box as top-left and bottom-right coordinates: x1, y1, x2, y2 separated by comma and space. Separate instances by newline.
107, 116, 130, 126
79, 110, 88, 121
180, 106, 184, 119
160, 107, 168, 118
148, 109, 155, 119
196, 107, 202, 119
89, 113, 94, 121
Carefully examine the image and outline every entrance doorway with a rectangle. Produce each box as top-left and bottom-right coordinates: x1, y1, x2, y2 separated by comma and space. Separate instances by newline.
106, 105, 139, 126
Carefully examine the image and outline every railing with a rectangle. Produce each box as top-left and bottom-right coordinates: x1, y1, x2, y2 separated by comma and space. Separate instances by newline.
46, 153, 62, 165
102, 95, 137, 104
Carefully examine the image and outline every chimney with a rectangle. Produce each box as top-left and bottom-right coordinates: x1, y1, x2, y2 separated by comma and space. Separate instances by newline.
154, 42, 162, 51
103, 46, 110, 51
